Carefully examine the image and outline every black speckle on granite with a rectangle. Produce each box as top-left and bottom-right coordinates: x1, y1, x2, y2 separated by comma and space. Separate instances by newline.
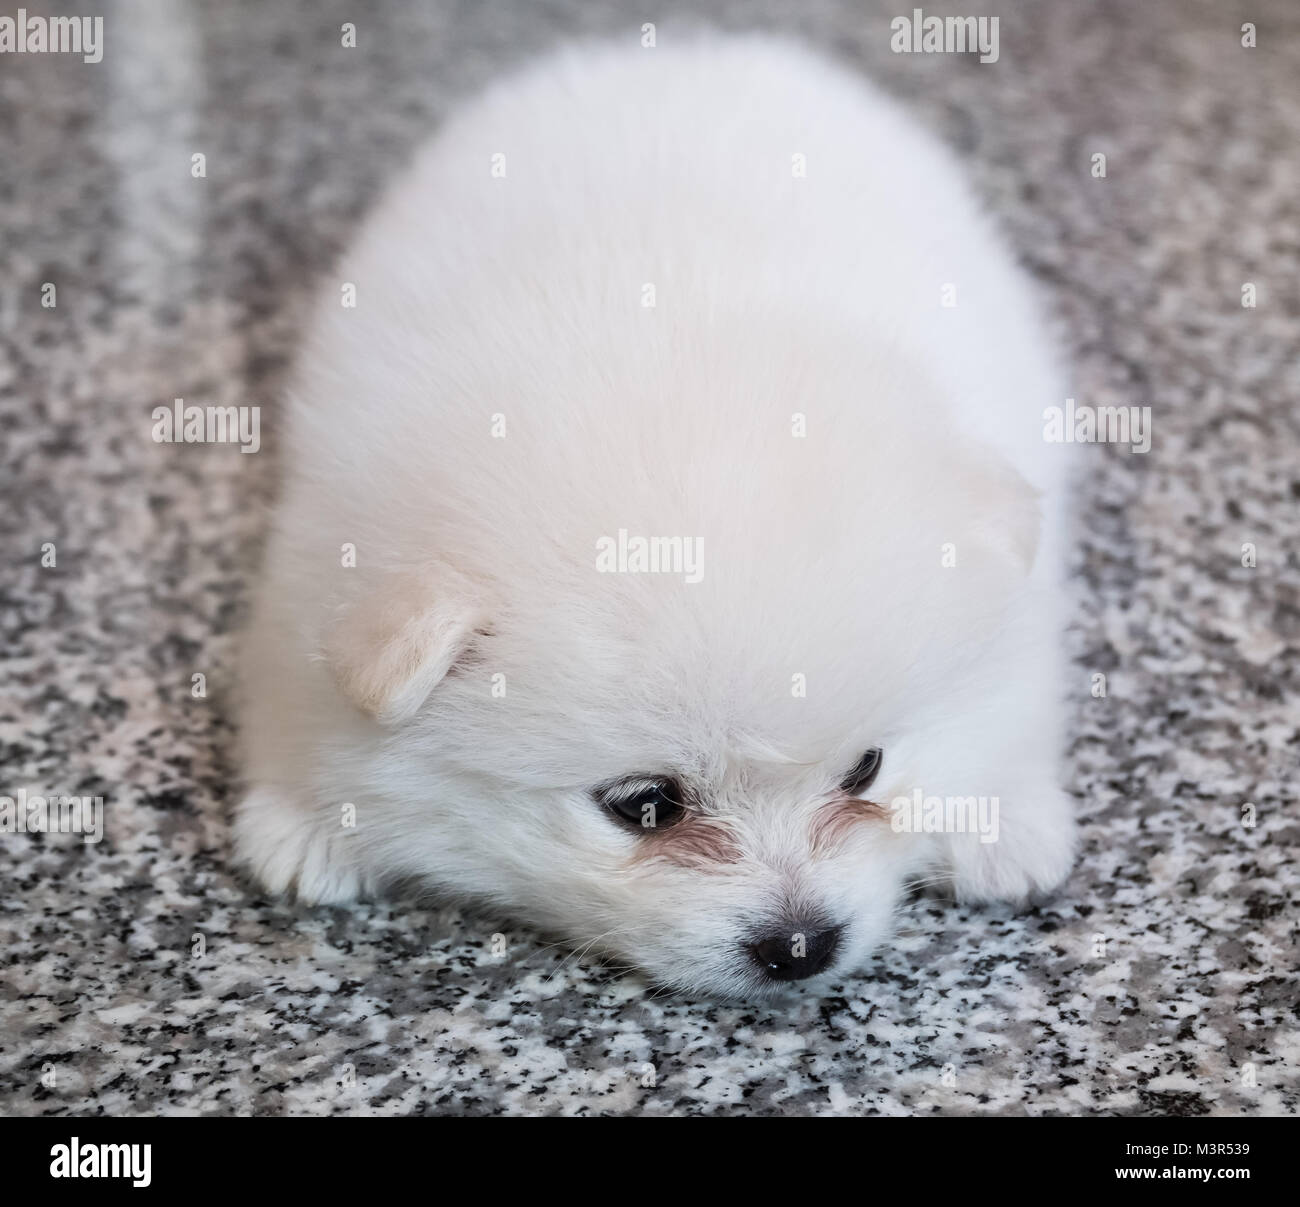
1, 0, 1298, 1116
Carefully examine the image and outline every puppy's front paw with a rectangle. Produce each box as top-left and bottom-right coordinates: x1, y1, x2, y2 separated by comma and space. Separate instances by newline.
945, 787, 1077, 908
234, 787, 364, 905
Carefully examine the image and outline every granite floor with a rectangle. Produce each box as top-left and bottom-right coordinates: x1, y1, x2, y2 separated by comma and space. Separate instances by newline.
1, 0, 1297, 1115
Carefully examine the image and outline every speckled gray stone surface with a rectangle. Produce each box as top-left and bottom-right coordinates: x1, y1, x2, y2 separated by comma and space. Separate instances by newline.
1, 0, 1297, 1116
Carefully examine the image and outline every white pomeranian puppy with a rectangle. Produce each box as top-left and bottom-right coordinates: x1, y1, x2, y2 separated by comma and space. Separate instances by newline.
236, 35, 1076, 997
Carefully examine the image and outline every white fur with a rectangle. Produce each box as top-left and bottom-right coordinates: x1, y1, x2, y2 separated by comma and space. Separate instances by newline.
235, 35, 1076, 997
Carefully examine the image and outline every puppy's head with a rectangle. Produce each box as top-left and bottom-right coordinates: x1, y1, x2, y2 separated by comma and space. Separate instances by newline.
321, 354, 1042, 997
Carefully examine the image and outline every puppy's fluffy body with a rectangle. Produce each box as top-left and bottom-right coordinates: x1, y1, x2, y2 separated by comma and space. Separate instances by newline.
237, 37, 1075, 997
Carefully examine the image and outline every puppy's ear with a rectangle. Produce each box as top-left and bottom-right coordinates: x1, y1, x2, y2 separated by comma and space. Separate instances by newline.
325, 569, 482, 725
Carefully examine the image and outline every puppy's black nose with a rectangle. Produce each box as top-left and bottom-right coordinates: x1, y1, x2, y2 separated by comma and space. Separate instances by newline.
748, 923, 844, 982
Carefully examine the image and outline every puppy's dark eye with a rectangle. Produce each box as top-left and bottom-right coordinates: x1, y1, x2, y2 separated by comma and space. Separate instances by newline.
596, 778, 686, 832
840, 747, 883, 795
